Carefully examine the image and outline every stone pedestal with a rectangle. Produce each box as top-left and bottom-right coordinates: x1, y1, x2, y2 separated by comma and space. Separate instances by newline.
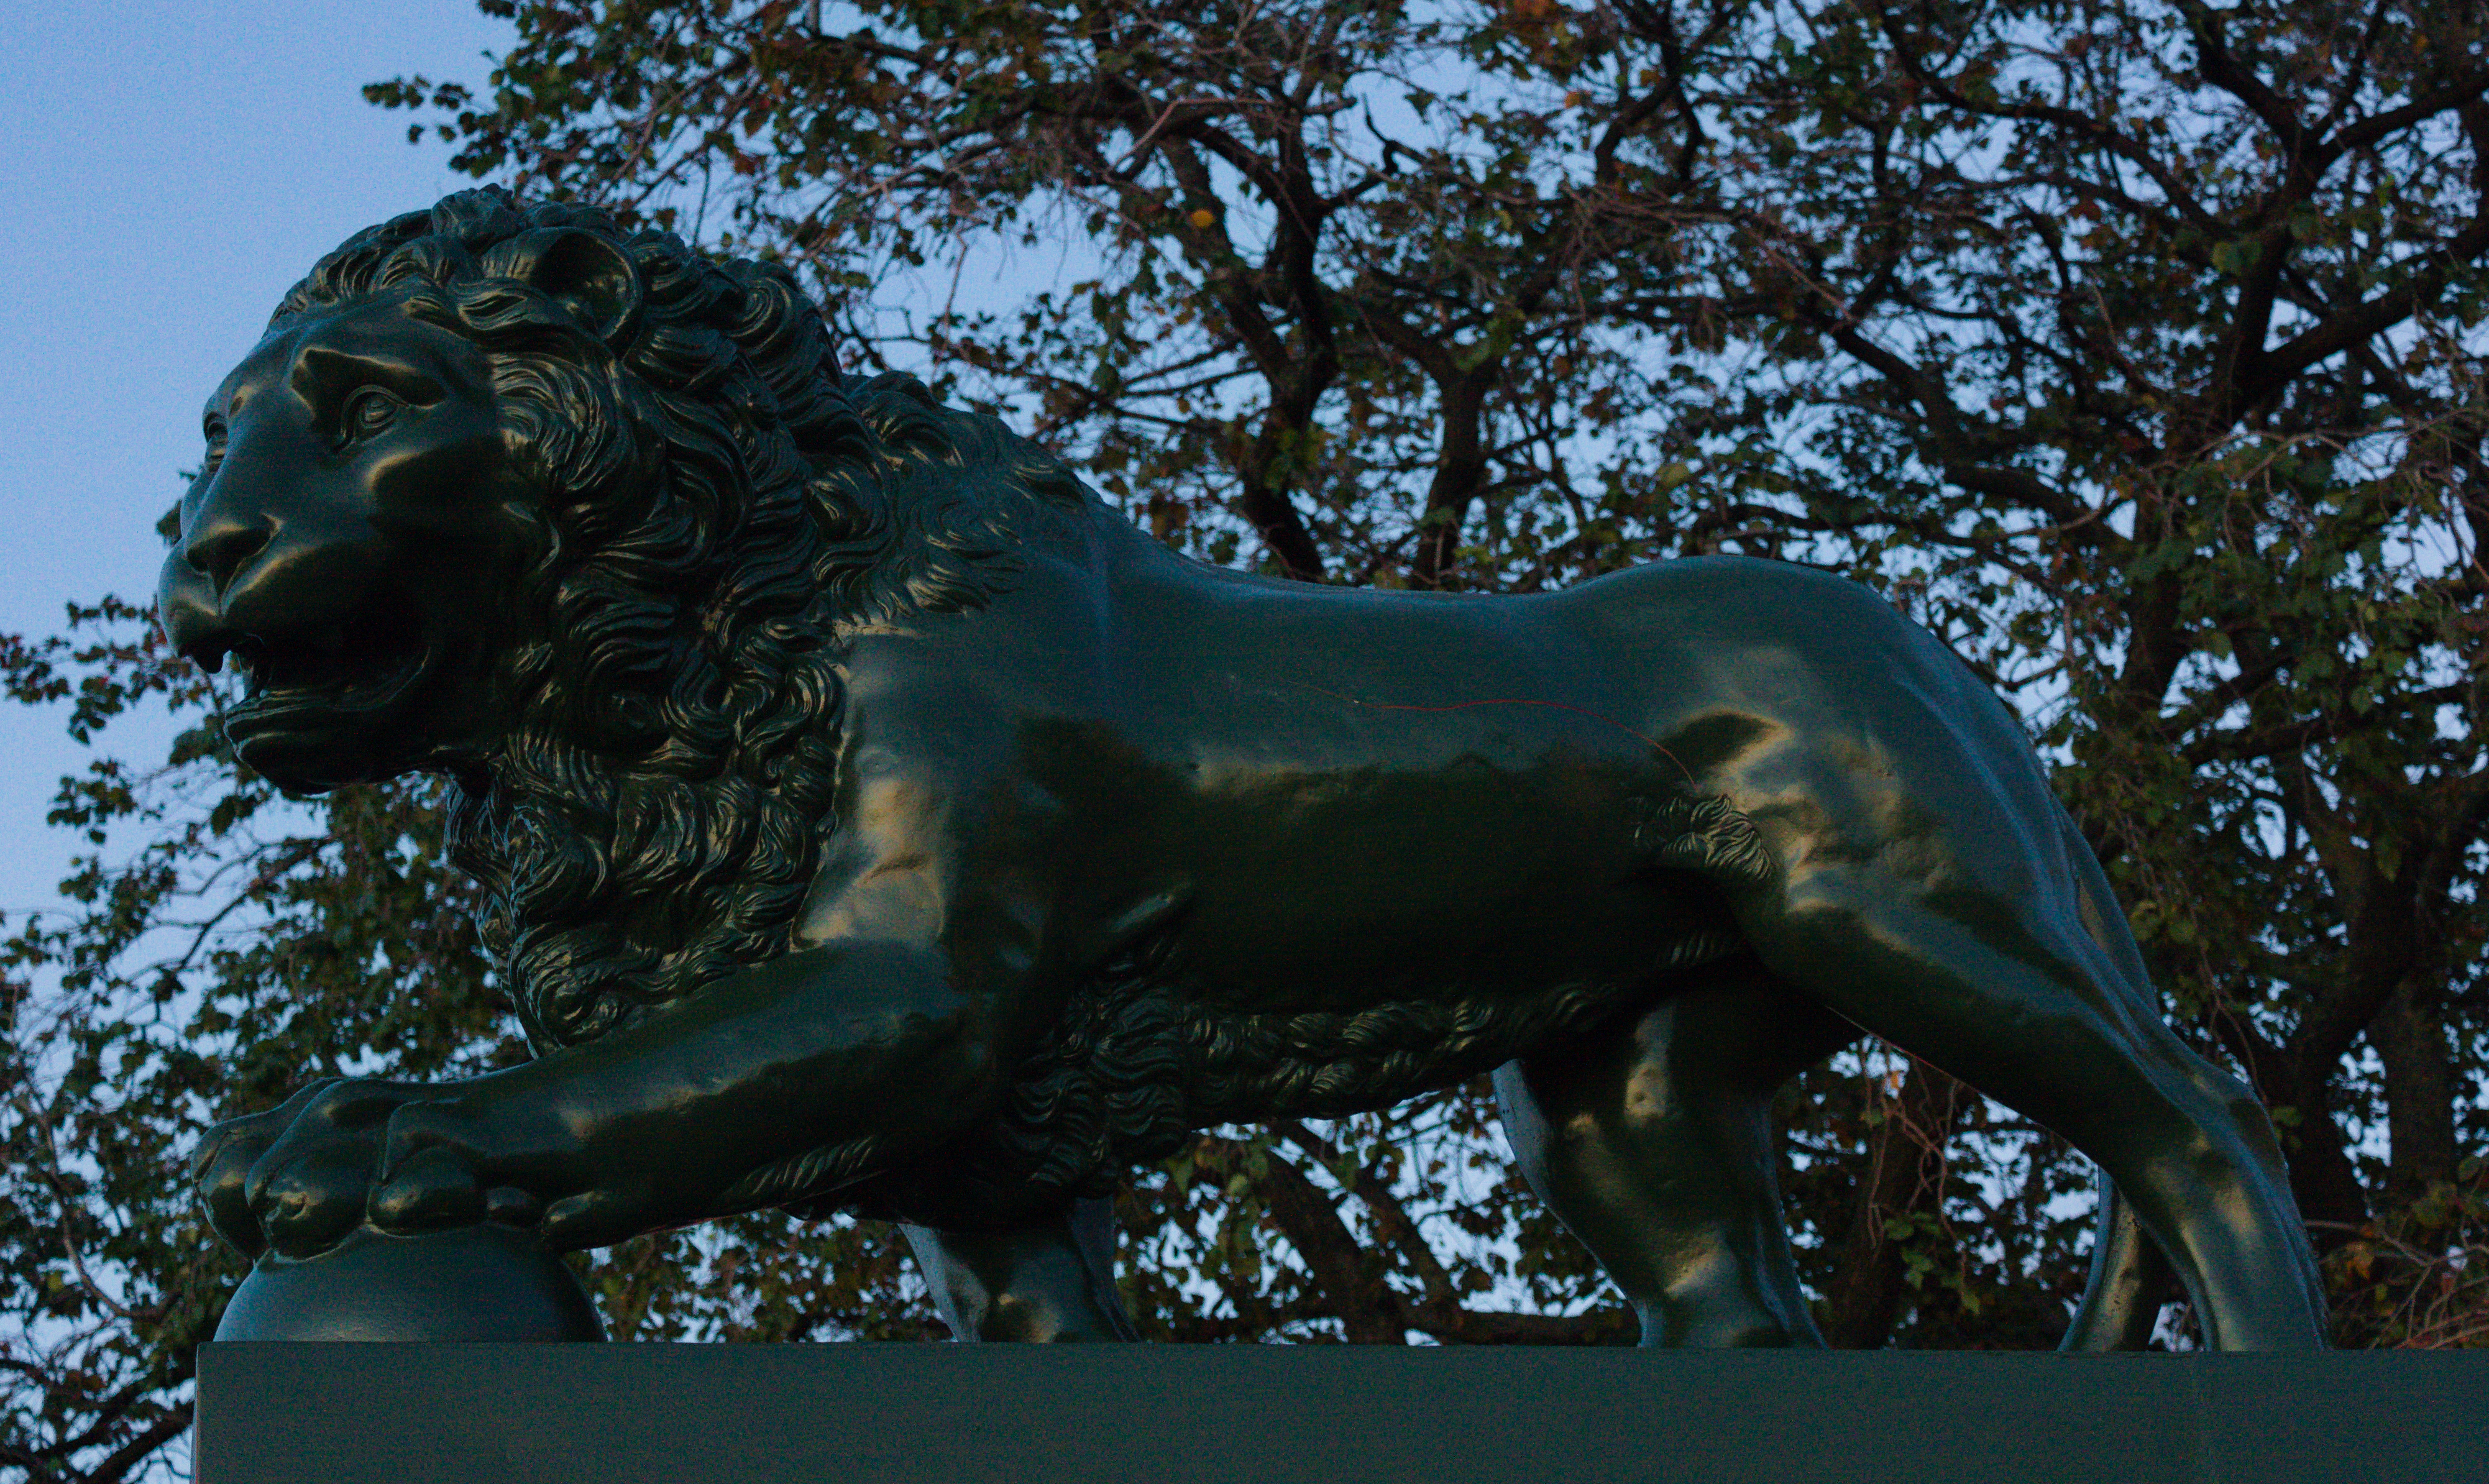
195, 1344, 2483, 1484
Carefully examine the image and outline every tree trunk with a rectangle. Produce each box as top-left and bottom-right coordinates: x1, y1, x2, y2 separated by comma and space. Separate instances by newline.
2371, 979, 2457, 1199
1818, 1060, 1964, 1349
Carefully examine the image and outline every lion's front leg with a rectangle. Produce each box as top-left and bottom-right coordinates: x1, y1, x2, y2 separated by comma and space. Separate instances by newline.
198, 940, 1012, 1258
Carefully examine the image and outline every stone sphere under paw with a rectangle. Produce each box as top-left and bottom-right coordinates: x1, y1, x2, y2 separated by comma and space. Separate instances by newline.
214, 1222, 605, 1342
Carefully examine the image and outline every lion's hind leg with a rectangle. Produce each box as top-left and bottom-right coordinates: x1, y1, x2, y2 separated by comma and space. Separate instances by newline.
1495, 957, 1853, 1347
902, 1196, 1136, 1342
1726, 808, 2327, 1350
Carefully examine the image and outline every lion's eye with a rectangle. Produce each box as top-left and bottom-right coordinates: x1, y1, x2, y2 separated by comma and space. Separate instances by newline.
341, 389, 403, 444
201, 418, 228, 475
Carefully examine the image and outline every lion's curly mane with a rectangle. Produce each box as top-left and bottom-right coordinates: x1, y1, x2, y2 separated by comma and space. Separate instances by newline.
274, 190, 1086, 1062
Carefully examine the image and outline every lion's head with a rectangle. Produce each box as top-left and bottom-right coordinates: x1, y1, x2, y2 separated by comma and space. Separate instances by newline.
161, 190, 1089, 1050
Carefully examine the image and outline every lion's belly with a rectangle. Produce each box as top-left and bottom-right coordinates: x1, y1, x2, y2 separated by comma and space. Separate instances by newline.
858, 862, 1744, 1227
1165, 892, 1746, 1123
851, 757, 1757, 1227
1159, 836, 1745, 1118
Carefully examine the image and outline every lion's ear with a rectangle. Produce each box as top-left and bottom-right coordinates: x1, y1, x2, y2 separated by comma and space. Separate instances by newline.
480, 227, 642, 345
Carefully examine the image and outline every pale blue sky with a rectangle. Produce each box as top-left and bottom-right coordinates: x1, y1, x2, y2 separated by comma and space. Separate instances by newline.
0, 2, 512, 913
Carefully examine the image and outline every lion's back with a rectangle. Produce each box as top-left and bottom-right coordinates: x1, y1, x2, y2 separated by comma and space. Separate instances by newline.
1558, 556, 2025, 755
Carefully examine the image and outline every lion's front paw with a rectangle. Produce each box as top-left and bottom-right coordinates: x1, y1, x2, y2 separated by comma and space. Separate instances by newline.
199, 1069, 725, 1260
194, 1078, 511, 1260
380, 1094, 673, 1252
370, 1099, 553, 1234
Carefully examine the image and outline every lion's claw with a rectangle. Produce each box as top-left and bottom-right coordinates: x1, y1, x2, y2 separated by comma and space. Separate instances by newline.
198, 1135, 272, 1259
484, 1186, 546, 1227
252, 1153, 375, 1257
369, 1145, 486, 1233
540, 1183, 651, 1252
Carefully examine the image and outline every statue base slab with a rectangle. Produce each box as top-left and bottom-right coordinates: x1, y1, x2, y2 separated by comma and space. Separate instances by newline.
195, 1344, 2481, 1483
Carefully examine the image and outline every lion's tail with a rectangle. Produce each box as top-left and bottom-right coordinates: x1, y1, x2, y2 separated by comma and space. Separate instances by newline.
2057, 1171, 2175, 1349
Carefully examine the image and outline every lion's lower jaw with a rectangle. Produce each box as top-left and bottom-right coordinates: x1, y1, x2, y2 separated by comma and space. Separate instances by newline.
229, 649, 514, 795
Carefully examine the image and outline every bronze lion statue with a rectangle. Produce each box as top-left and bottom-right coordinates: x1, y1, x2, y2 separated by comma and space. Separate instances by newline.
169, 190, 2325, 1349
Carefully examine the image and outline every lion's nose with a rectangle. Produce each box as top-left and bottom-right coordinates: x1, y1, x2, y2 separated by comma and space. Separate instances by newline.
184, 514, 278, 600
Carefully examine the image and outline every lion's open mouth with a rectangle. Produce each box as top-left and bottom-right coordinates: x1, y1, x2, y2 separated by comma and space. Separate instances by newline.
218, 620, 432, 741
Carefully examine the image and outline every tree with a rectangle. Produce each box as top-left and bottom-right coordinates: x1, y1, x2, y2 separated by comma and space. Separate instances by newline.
7, 0, 2485, 1476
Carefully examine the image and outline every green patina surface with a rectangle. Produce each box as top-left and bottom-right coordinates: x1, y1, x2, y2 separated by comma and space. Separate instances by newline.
168, 192, 2322, 1352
